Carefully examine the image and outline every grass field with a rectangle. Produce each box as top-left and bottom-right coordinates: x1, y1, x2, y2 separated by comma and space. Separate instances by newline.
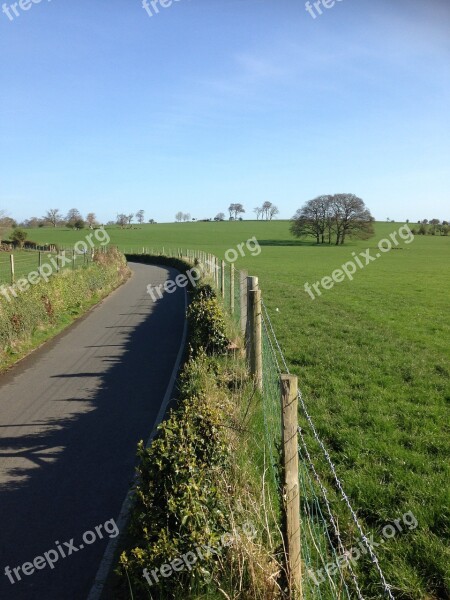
12, 222, 450, 598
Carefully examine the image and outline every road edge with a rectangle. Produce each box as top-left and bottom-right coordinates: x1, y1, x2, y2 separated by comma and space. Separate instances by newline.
86, 285, 188, 600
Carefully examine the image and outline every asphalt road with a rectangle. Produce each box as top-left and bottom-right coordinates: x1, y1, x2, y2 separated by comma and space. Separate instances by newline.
0, 263, 187, 600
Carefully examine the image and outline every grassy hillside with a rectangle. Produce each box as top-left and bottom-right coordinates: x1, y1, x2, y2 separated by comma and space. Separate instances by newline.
19, 221, 450, 597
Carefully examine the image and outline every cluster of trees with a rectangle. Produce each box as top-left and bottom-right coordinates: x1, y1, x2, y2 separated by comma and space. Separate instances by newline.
253, 201, 279, 220
411, 219, 449, 236
19, 209, 98, 230
174, 201, 280, 222
228, 204, 245, 220
290, 194, 374, 245
1, 209, 158, 231
175, 212, 192, 223
115, 211, 156, 227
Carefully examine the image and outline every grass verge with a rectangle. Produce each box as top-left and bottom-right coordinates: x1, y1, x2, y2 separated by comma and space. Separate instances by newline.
0, 247, 130, 373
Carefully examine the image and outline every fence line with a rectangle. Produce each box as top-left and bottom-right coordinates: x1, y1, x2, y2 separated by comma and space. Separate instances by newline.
123, 247, 394, 599
0, 246, 107, 286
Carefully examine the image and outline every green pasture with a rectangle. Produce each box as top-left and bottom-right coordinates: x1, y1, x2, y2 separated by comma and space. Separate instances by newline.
13, 221, 450, 598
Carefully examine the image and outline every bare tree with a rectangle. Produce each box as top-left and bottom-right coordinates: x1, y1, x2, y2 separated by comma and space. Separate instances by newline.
136, 210, 145, 224
116, 214, 128, 228
262, 201, 272, 220
269, 205, 279, 220
228, 204, 236, 219
291, 196, 332, 244
233, 204, 245, 220
331, 194, 374, 245
86, 213, 97, 228
44, 209, 61, 227
254, 207, 262, 220
175, 211, 183, 222
183, 213, 191, 222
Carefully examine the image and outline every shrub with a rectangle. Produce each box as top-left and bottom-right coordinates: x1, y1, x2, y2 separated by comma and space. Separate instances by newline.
187, 293, 229, 356
10, 228, 28, 248
119, 352, 232, 597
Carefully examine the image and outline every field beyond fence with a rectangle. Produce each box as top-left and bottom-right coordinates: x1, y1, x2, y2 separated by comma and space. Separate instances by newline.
0, 248, 99, 286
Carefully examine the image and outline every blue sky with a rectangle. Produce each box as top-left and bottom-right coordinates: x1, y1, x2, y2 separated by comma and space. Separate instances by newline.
1, 0, 449, 224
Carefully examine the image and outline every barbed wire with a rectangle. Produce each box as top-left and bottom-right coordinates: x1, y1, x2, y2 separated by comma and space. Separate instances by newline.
261, 299, 395, 600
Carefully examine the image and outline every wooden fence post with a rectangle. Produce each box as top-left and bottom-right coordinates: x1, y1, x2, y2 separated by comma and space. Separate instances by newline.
10, 254, 15, 284
240, 270, 248, 335
230, 263, 235, 314
246, 276, 258, 345
221, 260, 225, 299
281, 375, 302, 599
248, 288, 262, 391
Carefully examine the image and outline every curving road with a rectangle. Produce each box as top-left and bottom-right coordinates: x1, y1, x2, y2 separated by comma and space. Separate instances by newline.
0, 263, 187, 600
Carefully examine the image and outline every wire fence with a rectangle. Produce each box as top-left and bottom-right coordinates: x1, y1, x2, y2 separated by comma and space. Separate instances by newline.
122, 247, 395, 599
0, 248, 97, 286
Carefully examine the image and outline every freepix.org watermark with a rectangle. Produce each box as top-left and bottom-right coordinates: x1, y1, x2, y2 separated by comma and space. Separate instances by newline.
146, 237, 261, 301
143, 521, 256, 587
0, 227, 110, 303
305, 0, 343, 20
4, 518, 119, 585
1, 0, 51, 22
308, 511, 418, 586
304, 224, 414, 300
142, 0, 182, 18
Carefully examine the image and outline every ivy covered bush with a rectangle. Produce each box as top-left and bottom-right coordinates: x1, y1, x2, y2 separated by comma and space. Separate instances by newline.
187, 284, 229, 356
119, 351, 232, 597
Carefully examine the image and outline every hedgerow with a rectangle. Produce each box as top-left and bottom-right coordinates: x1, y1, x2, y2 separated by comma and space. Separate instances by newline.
0, 247, 129, 368
117, 267, 281, 600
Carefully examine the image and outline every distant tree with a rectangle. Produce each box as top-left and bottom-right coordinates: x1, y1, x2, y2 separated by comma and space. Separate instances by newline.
44, 209, 61, 227
406, 219, 410, 223
86, 213, 97, 228
148, 219, 156, 224
228, 204, 236, 219
116, 214, 128, 228
136, 210, 145, 224
73, 219, 85, 230
127, 214, 134, 227
422, 219, 428, 224
10, 228, 28, 248
418, 224, 428, 235
215, 213, 225, 221
291, 196, 333, 244
269, 205, 279, 220
175, 212, 183, 222
233, 204, 245, 220
0, 215, 17, 229
66, 208, 83, 228
261, 201, 272, 220
330, 194, 374, 245
429, 218, 440, 235
254, 207, 262, 220
21, 217, 43, 228
183, 213, 191, 222
441, 225, 449, 236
